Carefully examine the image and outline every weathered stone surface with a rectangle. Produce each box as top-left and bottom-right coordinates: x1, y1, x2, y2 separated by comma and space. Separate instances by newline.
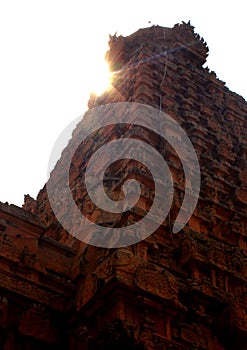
0, 22, 247, 349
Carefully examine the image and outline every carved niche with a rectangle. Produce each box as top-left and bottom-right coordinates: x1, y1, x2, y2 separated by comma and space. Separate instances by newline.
18, 304, 58, 343
95, 248, 140, 284
0, 233, 17, 259
18, 245, 36, 269
134, 262, 182, 309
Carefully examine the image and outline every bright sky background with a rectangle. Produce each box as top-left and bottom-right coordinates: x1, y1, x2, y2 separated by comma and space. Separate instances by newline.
0, 0, 246, 207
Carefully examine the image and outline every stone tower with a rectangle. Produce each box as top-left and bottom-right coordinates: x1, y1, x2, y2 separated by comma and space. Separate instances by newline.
0, 23, 247, 349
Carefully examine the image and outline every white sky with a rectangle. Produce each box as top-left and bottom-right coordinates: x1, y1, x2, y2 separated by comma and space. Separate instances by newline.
0, 0, 246, 207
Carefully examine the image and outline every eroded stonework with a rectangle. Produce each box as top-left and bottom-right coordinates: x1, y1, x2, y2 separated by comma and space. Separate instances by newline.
0, 22, 247, 349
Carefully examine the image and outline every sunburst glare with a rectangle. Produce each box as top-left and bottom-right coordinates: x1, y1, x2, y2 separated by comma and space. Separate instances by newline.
89, 59, 112, 96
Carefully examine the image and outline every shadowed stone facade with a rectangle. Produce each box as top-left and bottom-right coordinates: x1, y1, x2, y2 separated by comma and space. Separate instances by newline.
0, 22, 247, 349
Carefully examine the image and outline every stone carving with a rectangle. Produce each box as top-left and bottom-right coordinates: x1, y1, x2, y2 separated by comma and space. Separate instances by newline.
137, 308, 156, 350
19, 245, 36, 269
23, 194, 38, 214
76, 273, 98, 310
134, 262, 182, 308
95, 248, 140, 284
75, 324, 88, 350
19, 304, 57, 343
177, 234, 196, 266
0, 296, 8, 326
180, 323, 207, 348
96, 319, 140, 349
0, 233, 17, 258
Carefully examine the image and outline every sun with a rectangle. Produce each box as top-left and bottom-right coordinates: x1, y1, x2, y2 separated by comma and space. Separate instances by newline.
90, 59, 112, 96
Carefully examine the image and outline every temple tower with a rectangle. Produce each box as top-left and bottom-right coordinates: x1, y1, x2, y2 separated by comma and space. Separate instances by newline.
0, 22, 246, 349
